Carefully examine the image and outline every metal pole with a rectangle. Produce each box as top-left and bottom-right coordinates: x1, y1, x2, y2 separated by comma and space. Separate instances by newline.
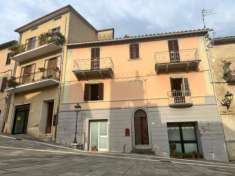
73, 110, 78, 144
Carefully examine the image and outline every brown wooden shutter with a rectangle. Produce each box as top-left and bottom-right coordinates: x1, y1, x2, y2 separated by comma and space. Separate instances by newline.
6, 53, 11, 65
98, 83, 104, 100
91, 48, 100, 58
183, 78, 190, 96
130, 44, 139, 59
135, 44, 139, 58
84, 84, 90, 101
1, 77, 7, 92
91, 48, 100, 70
168, 40, 179, 51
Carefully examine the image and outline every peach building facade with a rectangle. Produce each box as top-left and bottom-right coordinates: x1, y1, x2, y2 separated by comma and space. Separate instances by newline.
56, 29, 228, 161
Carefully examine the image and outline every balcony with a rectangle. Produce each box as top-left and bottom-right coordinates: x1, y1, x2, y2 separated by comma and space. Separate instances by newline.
6, 68, 60, 93
10, 32, 65, 63
168, 90, 193, 108
73, 57, 114, 80
155, 49, 200, 73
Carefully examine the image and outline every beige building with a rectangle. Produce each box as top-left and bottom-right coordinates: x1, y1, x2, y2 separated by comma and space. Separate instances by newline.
1, 5, 110, 141
0, 40, 17, 132
56, 29, 228, 161
209, 36, 235, 160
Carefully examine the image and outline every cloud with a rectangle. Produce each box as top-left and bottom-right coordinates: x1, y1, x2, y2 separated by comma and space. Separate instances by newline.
0, 0, 234, 43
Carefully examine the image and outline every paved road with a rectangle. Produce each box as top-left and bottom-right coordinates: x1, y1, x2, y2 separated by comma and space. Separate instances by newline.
0, 135, 235, 176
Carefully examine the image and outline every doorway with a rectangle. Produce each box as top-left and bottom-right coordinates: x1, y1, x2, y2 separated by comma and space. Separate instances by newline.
89, 120, 108, 152
134, 110, 149, 145
12, 104, 30, 134
45, 101, 54, 134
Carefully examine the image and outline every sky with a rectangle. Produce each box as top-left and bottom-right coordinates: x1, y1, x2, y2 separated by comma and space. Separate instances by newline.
0, 0, 235, 43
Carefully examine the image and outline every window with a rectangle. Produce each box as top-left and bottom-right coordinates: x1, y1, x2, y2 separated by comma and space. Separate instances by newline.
5, 52, 12, 65
168, 40, 180, 62
0, 77, 7, 92
26, 36, 36, 50
167, 122, 199, 156
51, 27, 60, 34
21, 64, 35, 84
45, 58, 58, 78
91, 48, 100, 70
130, 43, 139, 59
170, 77, 190, 98
84, 83, 103, 101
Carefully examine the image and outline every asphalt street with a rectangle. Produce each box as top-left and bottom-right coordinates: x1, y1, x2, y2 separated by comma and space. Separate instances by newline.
0, 135, 235, 176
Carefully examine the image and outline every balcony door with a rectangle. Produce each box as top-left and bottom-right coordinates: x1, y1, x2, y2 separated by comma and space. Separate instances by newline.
170, 78, 190, 103
27, 37, 37, 50
45, 58, 58, 79
21, 64, 35, 84
168, 40, 180, 62
91, 48, 100, 70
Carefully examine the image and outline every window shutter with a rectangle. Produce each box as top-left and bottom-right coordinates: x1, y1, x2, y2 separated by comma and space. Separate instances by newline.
84, 84, 90, 101
1, 77, 7, 92
96, 48, 100, 58
168, 40, 179, 51
130, 44, 139, 59
136, 44, 139, 58
6, 53, 12, 65
183, 78, 190, 96
98, 83, 104, 100
91, 48, 100, 58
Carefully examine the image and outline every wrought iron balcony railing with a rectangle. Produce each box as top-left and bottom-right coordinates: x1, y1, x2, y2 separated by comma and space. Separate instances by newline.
10, 32, 65, 55
73, 57, 114, 80
155, 49, 200, 73
7, 68, 60, 88
168, 90, 193, 108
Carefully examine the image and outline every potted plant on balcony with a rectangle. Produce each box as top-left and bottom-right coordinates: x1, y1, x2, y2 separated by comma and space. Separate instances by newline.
38, 33, 50, 46
7, 76, 19, 87
9, 43, 25, 55
49, 32, 65, 46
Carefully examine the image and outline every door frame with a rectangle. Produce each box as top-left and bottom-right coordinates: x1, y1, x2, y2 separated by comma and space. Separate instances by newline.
88, 119, 109, 152
132, 109, 152, 149
12, 104, 30, 134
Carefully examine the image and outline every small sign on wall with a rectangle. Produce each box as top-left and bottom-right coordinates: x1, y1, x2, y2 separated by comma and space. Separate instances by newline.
125, 128, 130, 136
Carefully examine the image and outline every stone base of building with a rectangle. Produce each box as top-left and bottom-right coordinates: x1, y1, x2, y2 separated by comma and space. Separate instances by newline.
56, 104, 228, 162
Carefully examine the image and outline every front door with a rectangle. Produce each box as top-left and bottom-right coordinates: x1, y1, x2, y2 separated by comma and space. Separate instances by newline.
45, 101, 54, 134
134, 110, 149, 145
89, 120, 108, 152
12, 105, 30, 134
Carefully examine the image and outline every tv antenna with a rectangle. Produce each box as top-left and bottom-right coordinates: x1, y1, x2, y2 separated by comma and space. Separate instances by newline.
201, 9, 215, 28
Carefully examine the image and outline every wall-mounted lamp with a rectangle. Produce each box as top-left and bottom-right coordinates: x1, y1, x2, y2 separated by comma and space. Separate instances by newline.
221, 91, 233, 110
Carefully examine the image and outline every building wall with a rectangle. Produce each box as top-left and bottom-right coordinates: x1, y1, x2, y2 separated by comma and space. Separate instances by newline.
57, 35, 228, 161
57, 103, 227, 161
0, 47, 15, 131
67, 12, 97, 43
4, 87, 58, 139
19, 13, 70, 44
209, 43, 235, 160
63, 36, 214, 107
